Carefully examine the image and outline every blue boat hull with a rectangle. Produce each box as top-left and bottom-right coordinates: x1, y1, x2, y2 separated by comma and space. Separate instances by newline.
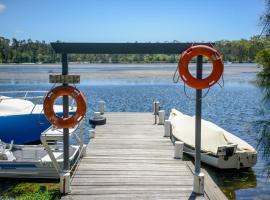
0, 113, 58, 144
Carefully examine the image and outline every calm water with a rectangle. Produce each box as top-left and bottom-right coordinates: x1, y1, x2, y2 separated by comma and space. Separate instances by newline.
0, 64, 269, 199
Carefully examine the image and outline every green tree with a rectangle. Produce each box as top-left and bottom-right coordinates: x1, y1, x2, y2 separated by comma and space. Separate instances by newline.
256, 48, 270, 87
260, 0, 270, 36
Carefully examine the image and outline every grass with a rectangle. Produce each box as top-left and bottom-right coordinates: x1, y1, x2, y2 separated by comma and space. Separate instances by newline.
0, 181, 60, 200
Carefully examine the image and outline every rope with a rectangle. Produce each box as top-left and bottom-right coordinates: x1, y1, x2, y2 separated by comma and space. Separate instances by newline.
183, 83, 211, 101
172, 65, 180, 83
217, 74, 225, 88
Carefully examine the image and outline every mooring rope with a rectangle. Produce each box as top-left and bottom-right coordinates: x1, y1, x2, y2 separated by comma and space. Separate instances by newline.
183, 83, 211, 101
172, 65, 180, 83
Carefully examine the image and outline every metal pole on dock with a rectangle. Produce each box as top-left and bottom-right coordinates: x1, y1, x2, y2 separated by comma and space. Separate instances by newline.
62, 53, 70, 171
193, 55, 204, 194
61, 53, 71, 194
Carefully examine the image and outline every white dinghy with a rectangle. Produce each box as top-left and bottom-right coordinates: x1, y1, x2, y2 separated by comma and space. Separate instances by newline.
0, 122, 86, 179
169, 109, 257, 169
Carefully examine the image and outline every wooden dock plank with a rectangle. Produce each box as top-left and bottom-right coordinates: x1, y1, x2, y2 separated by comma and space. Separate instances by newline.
62, 112, 227, 200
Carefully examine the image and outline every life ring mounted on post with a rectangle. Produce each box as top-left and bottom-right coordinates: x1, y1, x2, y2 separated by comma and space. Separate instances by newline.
43, 85, 87, 128
178, 45, 224, 89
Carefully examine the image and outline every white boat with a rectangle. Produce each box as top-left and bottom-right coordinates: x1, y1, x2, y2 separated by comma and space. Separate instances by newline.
0, 142, 80, 179
169, 109, 257, 169
0, 124, 85, 179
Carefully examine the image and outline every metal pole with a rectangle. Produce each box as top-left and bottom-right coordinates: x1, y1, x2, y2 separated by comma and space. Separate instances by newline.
193, 55, 204, 194
62, 53, 70, 171
195, 55, 202, 173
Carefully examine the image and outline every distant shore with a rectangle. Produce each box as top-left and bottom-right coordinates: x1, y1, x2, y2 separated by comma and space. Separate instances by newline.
0, 63, 260, 83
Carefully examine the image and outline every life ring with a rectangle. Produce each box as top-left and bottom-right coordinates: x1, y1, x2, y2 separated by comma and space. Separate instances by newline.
43, 85, 87, 128
178, 45, 224, 89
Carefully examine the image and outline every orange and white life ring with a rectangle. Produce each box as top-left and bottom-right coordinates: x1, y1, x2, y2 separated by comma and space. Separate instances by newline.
178, 45, 224, 89
43, 85, 87, 128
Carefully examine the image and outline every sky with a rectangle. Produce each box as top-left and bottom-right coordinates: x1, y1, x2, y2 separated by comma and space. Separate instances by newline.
0, 0, 266, 43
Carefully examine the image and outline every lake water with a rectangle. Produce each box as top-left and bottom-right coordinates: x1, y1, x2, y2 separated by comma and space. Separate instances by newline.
0, 64, 269, 199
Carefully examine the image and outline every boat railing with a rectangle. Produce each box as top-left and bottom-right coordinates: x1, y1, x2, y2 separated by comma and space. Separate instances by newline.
40, 118, 86, 175
0, 90, 47, 99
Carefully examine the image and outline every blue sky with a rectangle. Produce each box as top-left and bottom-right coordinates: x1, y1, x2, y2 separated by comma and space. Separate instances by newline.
0, 0, 265, 42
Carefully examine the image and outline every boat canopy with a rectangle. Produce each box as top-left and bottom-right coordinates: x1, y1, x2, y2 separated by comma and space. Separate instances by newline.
0, 96, 35, 115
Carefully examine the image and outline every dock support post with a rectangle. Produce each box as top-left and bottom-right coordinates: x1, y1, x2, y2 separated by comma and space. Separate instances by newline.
60, 172, 71, 194
153, 101, 160, 124
94, 112, 101, 118
164, 120, 171, 137
79, 119, 86, 158
193, 55, 204, 194
61, 53, 70, 194
89, 129, 95, 139
174, 141, 184, 159
98, 100, 105, 114
158, 110, 165, 125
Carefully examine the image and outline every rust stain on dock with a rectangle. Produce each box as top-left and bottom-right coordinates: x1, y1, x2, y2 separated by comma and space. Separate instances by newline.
62, 112, 227, 200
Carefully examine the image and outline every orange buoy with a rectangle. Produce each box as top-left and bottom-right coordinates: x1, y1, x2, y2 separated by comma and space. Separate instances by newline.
43, 85, 87, 128
178, 45, 224, 89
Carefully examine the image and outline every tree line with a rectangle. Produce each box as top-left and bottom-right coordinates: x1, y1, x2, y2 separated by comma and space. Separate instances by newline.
0, 36, 269, 64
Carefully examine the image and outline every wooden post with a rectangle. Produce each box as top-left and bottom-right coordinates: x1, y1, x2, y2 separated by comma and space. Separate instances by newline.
60, 172, 70, 194
164, 120, 171, 137
174, 141, 184, 159
89, 129, 95, 139
158, 110, 165, 125
94, 112, 101, 118
98, 101, 105, 114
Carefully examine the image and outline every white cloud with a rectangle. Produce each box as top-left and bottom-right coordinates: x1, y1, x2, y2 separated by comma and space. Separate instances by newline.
0, 4, 6, 13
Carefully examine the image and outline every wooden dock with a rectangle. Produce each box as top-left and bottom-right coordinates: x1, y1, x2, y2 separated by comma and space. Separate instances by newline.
62, 112, 227, 200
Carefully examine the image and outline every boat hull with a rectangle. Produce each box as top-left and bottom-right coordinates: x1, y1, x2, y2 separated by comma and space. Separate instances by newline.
0, 145, 80, 179
0, 114, 52, 144
0, 111, 69, 144
176, 137, 257, 169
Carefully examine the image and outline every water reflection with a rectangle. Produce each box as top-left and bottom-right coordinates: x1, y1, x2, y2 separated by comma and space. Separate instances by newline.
252, 91, 270, 182
207, 166, 257, 199
183, 154, 257, 200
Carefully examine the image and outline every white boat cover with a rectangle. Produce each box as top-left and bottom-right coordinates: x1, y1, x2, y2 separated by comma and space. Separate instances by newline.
169, 109, 256, 154
0, 96, 65, 116
0, 96, 35, 115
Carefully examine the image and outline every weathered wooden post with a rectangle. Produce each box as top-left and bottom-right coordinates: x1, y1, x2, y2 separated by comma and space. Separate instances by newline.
89, 129, 95, 139
94, 112, 101, 118
174, 141, 184, 159
158, 110, 165, 125
98, 100, 105, 114
164, 120, 171, 137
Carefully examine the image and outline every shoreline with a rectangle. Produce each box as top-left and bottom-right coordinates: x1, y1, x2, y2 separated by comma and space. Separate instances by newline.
0, 63, 260, 83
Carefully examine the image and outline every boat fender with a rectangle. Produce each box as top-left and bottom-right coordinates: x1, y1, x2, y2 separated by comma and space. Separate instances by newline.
43, 85, 87, 128
178, 45, 224, 89
89, 116, 106, 128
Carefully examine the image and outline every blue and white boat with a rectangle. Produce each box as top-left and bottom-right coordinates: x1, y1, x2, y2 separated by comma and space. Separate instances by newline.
0, 93, 76, 144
